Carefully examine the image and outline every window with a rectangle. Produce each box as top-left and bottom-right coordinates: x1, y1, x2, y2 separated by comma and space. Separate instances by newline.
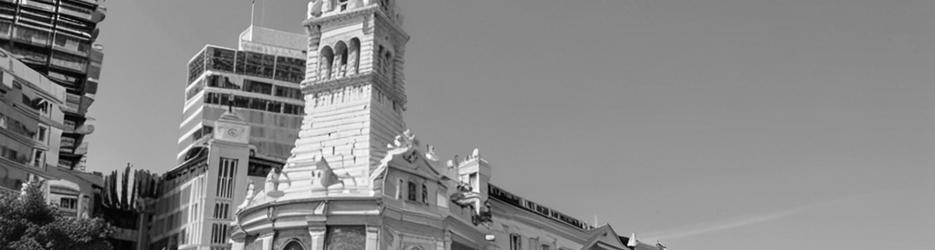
396, 179, 403, 199
283, 104, 303, 115
216, 158, 238, 199
213, 202, 230, 219
274, 86, 302, 100
509, 234, 522, 250
189, 51, 205, 83
207, 75, 241, 90
284, 241, 304, 250
266, 101, 282, 113
31, 149, 45, 168
407, 181, 417, 201
274, 56, 306, 83
541, 245, 550, 250
243, 79, 272, 95
0, 113, 6, 129
249, 98, 268, 111
206, 47, 235, 73
37, 99, 49, 117
210, 223, 229, 244
421, 184, 428, 204
242, 51, 275, 78
35, 125, 48, 143
60, 197, 77, 210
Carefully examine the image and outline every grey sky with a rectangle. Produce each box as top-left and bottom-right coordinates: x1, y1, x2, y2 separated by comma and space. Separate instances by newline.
89, 0, 933, 249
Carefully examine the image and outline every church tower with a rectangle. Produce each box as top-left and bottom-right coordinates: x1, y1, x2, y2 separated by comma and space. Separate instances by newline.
280, 0, 409, 197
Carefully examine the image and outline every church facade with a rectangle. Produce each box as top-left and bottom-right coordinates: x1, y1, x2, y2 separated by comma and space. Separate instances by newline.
230, 1, 663, 250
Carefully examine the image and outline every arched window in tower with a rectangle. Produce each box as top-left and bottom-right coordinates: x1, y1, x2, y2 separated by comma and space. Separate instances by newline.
283, 241, 304, 250
319, 46, 334, 81
348, 38, 361, 75
333, 41, 349, 79
376, 45, 385, 75
384, 50, 394, 85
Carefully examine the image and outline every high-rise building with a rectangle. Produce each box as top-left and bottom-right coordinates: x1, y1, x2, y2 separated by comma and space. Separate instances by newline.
146, 25, 309, 250
230, 1, 664, 250
0, 0, 107, 171
179, 26, 307, 163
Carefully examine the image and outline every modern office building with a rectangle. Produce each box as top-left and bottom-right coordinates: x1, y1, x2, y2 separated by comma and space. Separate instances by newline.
179, 26, 307, 163
146, 25, 309, 250
0, 0, 107, 171
230, 1, 666, 250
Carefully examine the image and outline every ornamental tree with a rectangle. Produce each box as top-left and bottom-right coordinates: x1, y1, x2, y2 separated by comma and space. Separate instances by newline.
0, 179, 113, 250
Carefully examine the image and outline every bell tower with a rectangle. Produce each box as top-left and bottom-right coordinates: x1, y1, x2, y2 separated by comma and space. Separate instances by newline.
281, 0, 409, 196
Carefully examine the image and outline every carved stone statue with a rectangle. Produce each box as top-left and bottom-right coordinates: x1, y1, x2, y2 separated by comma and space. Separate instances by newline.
236, 181, 255, 212
265, 168, 289, 198
425, 144, 439, 162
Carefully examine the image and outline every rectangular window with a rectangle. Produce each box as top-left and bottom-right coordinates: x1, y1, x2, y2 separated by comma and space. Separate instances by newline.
189, 51, 205, 83
274, 56, 306, 83
243, 51, 275, 78
31, 149, 45, 168
249, 98, 268, 111
243, 80, 272, 95
282, 104, 303, 115
206, 47, 236, 73
407, 181, 417, 201
421, 184, 428, 204
216, 158, 238, 199
35, 125, 48, 143
213, 202, 230, 219
274, 86, 303, 100
266, 101, 282, 113
510, 234, 522, 250
60, 197, 77, 209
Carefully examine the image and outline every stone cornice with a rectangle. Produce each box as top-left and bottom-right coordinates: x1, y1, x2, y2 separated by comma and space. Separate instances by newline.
238, 195, 381, 218
300, 72, 407, 107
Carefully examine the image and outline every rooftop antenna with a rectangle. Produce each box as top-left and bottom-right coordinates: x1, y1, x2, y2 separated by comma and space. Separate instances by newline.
250, 0, 257, 27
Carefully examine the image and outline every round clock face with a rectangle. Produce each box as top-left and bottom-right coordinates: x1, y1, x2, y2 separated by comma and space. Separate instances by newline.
227, 128, 239, 137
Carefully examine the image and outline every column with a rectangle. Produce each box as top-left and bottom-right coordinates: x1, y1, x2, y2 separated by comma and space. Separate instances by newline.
309, 226, 326, 250
258, 233, 275, 250
366, 226, 380, 250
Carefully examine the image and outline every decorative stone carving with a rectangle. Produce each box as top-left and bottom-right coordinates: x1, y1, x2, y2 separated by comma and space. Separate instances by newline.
387, 129, 417, 152
237, 181, 256, 212
308, 1, 323, 18
265, 168, 290, 198
424, 144, 438, 162
311, 157, 356, 191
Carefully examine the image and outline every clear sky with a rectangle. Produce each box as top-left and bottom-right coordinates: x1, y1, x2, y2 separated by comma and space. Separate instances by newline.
89, 0, 933, 249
